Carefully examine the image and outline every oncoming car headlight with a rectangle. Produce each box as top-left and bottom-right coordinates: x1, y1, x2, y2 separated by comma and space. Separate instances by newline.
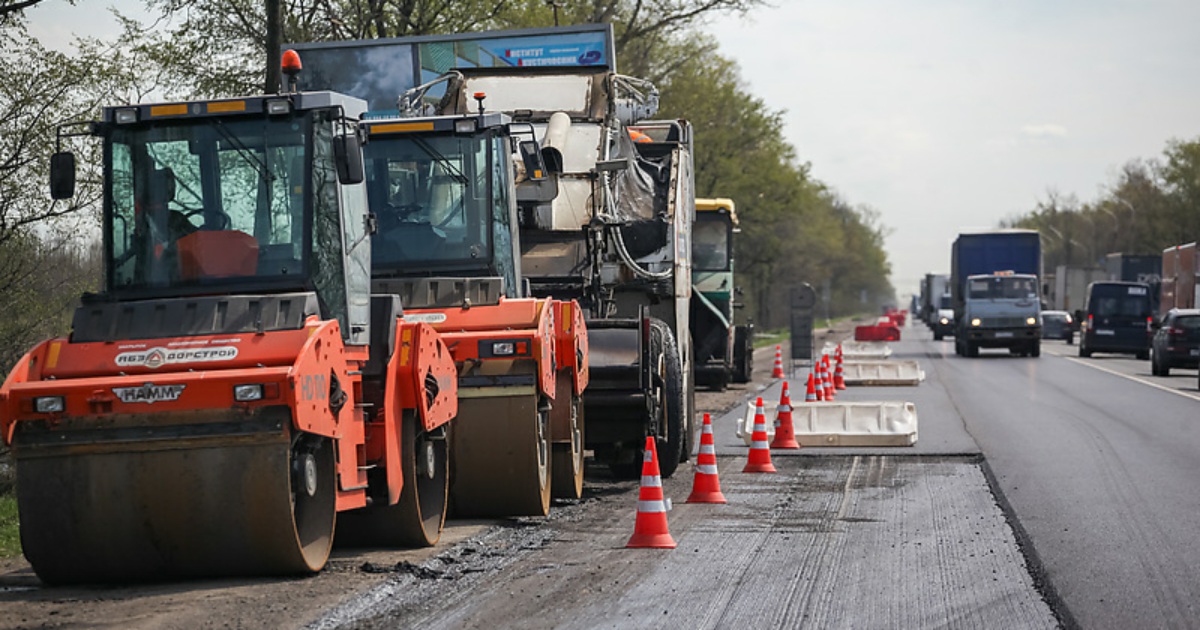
1026, 317, 1037, 325
939, 317, 949, 325
971, 318, 981, 327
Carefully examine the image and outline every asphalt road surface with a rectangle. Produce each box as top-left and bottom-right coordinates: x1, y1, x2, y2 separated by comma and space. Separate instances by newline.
5, 322, 1197, 629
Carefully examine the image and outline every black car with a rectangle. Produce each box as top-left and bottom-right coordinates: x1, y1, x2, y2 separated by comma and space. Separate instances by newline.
1041, 310, 1074, 343
1150, 309, 1200, 376
1078, 281, 1153, 359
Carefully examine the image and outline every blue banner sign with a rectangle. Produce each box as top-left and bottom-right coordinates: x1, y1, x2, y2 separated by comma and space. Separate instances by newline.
289, 24, 614, 115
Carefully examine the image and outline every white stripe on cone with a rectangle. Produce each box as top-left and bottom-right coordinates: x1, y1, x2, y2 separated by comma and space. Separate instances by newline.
641, 475, 662, 488
696, 464, 719, 475
638, 500, 667, 513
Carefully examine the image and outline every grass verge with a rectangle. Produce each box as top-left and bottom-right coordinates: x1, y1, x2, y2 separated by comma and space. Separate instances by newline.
753, 328, 789, 349
0, 493, 19, 558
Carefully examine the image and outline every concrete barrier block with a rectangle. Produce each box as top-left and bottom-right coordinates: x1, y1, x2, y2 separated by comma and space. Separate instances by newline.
823, 341, 893, 360
793, 401, 918, 447
841, 360, 925, 386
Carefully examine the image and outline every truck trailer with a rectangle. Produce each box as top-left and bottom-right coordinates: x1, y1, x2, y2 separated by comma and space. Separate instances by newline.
1160, 242, 1197, 314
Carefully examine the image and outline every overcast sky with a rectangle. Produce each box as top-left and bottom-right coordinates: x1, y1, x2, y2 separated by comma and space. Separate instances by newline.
24, 1, 1200, 298
706, 0, 1200, 297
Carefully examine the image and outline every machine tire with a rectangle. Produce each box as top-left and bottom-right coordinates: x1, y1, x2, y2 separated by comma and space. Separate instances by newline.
933, 331, 943, 341
965, 340, 979, 358
1079, 341, 1092, 358
1150, 349, 1163, 376
337, 412, 448, 547
1030, 340, 1041, 357
652, 319, 686, 478
1136, 350, 1150, 361
732, 325, 753, 383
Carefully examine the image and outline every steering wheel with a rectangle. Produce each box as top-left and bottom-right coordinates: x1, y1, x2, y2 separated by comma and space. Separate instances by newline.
182, 207, 231, 230
377, 203, 425, 233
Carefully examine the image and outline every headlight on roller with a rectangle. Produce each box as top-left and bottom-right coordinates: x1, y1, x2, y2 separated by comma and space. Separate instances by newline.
34, 396, 65, 413
233, 384, 264, 402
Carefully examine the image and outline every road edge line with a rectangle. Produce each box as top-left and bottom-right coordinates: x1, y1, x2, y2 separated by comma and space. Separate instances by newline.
978, 456, 1080, 630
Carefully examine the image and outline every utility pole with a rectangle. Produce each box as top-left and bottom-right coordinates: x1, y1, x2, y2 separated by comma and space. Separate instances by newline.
265, 0, 282, 93
546, 1, 564, 26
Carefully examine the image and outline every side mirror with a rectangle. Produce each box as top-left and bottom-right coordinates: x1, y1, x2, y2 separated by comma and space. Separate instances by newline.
333, 133, 364, 185
518, 140, 548, 180
50, 152, 76, 200
515, 140, 559, 205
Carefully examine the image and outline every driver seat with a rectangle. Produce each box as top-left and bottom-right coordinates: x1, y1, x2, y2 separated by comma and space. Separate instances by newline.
177, 230, 259, 280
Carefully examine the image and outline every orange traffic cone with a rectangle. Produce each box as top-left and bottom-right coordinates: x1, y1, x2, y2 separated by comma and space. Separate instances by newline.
813, 364, 826, 401
686, 413, 726, 503
743, 397, 777, 473
805, 372, 818, 402
627, 436, 677, 548
834, 345, 846, 390
772, 345, 784, 378
822, 355, 835, 401
770, 382, 800, 449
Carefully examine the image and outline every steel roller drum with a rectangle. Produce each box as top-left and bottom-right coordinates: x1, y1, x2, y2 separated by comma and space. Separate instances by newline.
450, 394, 550, 517
13, 407, 335, 584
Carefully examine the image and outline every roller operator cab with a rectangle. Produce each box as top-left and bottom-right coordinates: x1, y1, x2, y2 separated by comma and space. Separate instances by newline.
360, 111, 590, 514
692, 198, 753, 389
0, 88, 460, 584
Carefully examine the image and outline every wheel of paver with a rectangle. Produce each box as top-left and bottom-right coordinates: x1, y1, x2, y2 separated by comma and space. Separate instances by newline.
551, 375, 585, 500
337, 412, 448, 547
732, 326, 753, 383
14, 416, 336, 584
451, 393, 551, 517
651, 319, 686, 478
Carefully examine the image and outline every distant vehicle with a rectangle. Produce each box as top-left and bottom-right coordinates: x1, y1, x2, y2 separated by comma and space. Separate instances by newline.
1041, 310, 1075, 343
951, 230, 1043, 358
1149, 309, 1200, 376
1077, 281, 1153, 359
1160, 242, 1197, 316
933, 301, 954, 341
